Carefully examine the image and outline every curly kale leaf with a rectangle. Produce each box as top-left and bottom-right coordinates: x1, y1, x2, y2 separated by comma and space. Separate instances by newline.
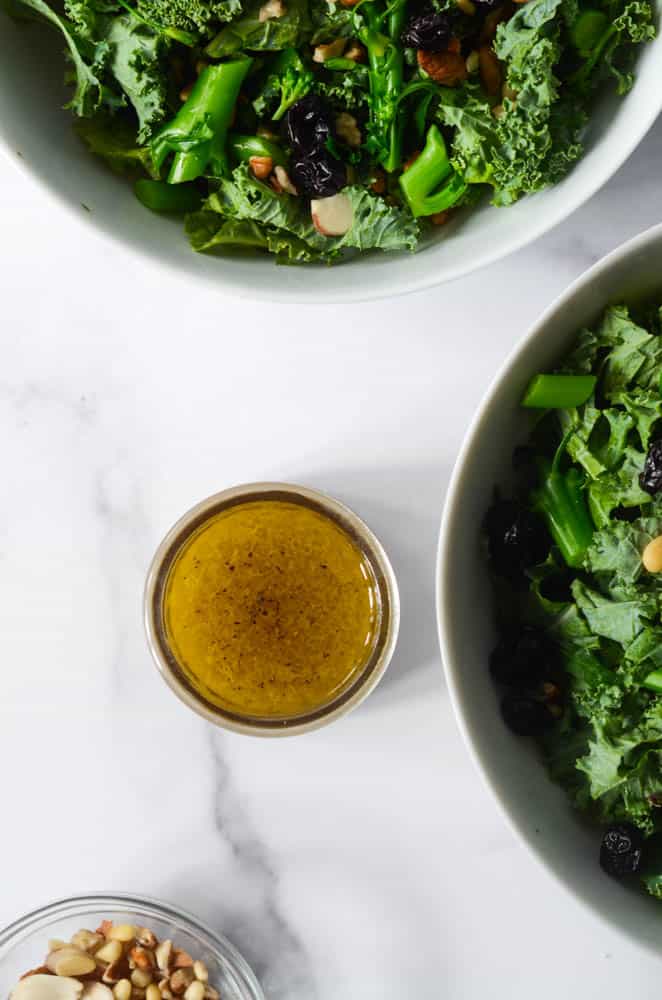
75, 113, 160, 175
15, 0, 112, 115
436, 0, 586, 204
569, 0, 655, 96
309, 0, 355, 42
206, 0, 311, 56
103, 14, 168, 139
313, 66, 370, 113
186, 213, 319, 261
193, 163, 419, 260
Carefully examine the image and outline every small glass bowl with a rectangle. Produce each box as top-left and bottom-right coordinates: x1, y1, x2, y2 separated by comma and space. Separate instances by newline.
144, 482, 400, 737
0, 894, 263, 1000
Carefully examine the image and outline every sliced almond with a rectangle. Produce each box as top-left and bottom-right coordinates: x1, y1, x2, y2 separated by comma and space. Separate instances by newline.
20, 969, 51, 981
47, 950, 96, 978
81, 984, 113, 1000
96, 943, 123, 966
71, 932, 104, 955
135, 931, 157, 950
12, 976, 84, 1000
310, 193, 353, 236
129, 950, 154, 972
154, 942, 172, 974
48, 942, 69, 954
102, 959, 130, 986
108, 927, 136, 944
171, 953, 192, 971
168, 971, 194, 996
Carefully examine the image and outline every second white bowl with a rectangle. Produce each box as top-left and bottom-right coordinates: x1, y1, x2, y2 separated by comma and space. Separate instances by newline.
437, 222, 662, 954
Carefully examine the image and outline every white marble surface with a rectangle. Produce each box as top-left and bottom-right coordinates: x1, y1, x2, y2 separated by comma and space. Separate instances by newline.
3, 115, 662, 999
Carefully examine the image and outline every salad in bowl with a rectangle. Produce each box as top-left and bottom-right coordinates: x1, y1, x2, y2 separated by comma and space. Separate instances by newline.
1, 0, 655, 266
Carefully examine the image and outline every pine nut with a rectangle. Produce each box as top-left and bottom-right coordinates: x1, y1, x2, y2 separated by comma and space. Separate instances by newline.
131, 972, 152, 989
71, 932, 104, 954
155, 942, 173, 973
146, 985, 161, 1000
114, 981, 132, 1000
183, 984, 205, 1000
643, 535, 662, 572
192, 964, 207, 984
465, 49, 480, 74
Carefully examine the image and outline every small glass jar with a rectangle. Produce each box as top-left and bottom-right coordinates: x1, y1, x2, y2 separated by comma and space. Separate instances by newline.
144, 482, 400, 737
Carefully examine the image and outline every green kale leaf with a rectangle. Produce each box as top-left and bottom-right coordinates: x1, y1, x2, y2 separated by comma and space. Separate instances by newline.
198, 163, 419, 259
206, 0, 311, 57
74, 114, 159, 176
103, 14, 168, 140
15, 0, 112, 115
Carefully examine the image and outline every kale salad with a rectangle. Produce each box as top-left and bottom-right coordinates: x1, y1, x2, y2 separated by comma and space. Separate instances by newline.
485, 300, 662, 897
4, 0, 655, 264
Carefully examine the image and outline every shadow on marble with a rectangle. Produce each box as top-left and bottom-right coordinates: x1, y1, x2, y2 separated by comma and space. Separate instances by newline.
300, 462, 451, 708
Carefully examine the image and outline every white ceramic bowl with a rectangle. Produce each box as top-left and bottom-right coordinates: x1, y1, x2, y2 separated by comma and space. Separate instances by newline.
1, 14, 662, 302
437, 222, 662, 954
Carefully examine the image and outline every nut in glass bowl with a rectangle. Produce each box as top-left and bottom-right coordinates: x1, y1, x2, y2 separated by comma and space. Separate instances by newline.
0, 897, 263, 1000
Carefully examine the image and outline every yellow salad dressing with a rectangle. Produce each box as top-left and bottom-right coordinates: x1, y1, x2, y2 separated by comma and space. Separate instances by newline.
164, 499, 380, 718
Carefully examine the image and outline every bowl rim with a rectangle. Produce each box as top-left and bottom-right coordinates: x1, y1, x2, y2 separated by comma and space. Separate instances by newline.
143, 481, 400, 737
1, 31, 661, 303
436, 220, 662, 957
0, 892, 264, 1000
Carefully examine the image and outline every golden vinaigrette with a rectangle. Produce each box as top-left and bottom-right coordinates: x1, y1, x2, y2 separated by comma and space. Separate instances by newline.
163, 499, 380, 719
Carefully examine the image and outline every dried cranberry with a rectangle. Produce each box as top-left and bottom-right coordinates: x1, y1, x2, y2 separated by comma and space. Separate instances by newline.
599, 823, 643, 877
401, 7, 453, 50
639, 440, 662, 495
485, 498, 550, 583
284, 95, 333, 157
290, 153, 346, 198
501, 693, 553, 737
490, 627, 556, 687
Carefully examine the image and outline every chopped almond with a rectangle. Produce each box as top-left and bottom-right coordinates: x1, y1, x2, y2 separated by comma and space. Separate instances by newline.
248, 155, 273, 180
417, 40, 467, 86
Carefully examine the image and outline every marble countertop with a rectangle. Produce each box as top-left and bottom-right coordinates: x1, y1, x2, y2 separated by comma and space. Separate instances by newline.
3, 114, 662, 1000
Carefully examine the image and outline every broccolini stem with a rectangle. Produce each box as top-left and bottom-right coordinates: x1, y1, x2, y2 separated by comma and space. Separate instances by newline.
358, 0, 406, 172
398, 125, 467, 217
532, 431, 595, 568
151, 57, 252, 183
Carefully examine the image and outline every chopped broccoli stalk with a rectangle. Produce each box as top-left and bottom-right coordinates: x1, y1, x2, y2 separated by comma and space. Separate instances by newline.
643, 669, 662, 694
114, 0, 198, 45
358, 0, 406, 172
398, 125, 467, 217
134, 178, 202, 211
522, 374, 597, 408
323, 56, 359, 70
532, 432, 595, 568
228, 132, 287, 165
151, 57, 252, 183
